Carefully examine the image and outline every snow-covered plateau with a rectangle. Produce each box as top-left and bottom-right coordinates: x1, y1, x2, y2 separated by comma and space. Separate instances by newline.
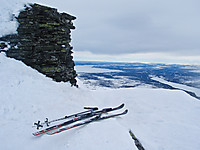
1, 53, 200, 150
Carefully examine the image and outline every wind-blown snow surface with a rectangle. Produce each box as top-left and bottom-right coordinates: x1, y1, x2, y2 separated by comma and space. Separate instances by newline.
1, 53, 200, 150
0, 0, 28, 37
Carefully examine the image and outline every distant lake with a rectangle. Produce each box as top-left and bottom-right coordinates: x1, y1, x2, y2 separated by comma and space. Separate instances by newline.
75, 61, 200, 99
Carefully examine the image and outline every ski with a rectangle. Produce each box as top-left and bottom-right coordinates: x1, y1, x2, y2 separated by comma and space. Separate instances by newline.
48, 109, 128, 135
32, 103, 125, 136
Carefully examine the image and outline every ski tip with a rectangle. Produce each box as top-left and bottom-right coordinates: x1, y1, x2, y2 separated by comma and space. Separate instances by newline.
32, 132, 44, 137
120, 103, 125, 108
32, 133, 38, 136
124, 109, 128, 114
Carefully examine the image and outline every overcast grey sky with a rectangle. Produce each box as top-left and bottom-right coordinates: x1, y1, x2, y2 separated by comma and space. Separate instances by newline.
32, 0, 200, 64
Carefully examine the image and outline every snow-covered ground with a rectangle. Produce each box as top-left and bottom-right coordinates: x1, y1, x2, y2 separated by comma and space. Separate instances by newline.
1, 53, 200, 150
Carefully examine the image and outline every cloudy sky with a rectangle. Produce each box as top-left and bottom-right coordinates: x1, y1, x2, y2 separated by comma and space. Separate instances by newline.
10, 0, 200, 64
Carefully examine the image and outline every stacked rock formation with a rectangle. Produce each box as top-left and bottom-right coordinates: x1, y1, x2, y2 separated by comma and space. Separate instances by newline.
0, 3, 77, 86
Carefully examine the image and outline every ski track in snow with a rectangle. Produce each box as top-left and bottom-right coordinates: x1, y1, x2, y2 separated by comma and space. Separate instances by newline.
1, 53, 200, 150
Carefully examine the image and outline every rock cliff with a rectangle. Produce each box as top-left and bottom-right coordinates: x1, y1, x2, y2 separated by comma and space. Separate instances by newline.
0, 3, 77, 86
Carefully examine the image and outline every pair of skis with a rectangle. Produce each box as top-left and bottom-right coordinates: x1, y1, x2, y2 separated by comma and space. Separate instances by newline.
32, 103, 128, 136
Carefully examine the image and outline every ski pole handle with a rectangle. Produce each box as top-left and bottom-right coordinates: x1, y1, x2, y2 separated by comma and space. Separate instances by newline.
83, 107, 98, 110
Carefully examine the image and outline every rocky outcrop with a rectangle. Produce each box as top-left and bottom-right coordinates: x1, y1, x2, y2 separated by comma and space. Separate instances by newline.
129, 130, 145, 150
0, 3, 77, 86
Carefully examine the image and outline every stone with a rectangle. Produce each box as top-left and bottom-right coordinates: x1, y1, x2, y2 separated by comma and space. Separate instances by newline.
0, 3, 77, 86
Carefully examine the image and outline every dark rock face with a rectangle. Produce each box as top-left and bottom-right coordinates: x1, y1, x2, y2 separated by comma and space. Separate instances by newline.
0, 3, 77, 86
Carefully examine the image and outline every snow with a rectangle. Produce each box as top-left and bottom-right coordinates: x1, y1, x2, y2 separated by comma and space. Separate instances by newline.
1, 53, 200, 150
0, 53, 136, 150
0, 0, 28, 37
